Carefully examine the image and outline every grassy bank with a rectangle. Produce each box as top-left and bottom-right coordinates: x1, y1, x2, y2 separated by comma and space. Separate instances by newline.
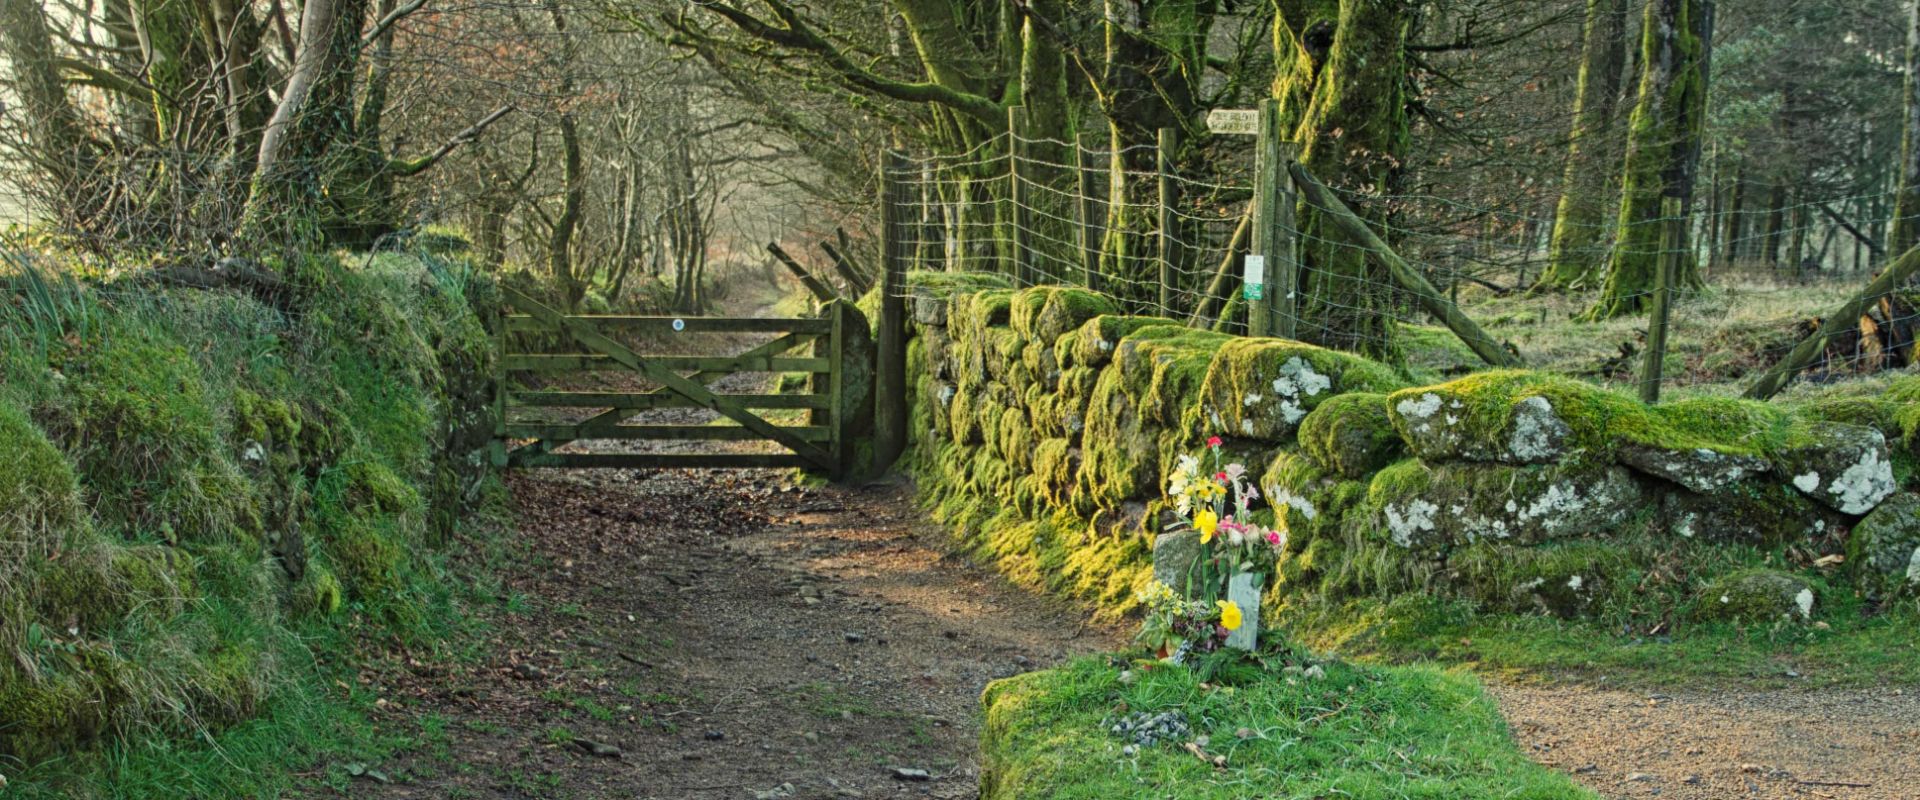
0, 244, 497, 795
980, 655, 1592, 799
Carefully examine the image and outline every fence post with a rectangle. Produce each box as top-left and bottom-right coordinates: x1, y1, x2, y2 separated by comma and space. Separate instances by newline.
1077, 131, 1101, 291
1640, 195, 1682, 404
874, 150, 910, 472
1248, 98, 1283, 337
1156, 126, 1182, 316
1006, 106, 1035, 286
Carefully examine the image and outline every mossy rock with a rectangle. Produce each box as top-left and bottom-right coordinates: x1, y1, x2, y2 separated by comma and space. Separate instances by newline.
1068, 315, 1175, 368
1009, 287, 1119, 345
1847, 492, 1920, 600
0, 400, 81, 547
33, 544, 189, 634
1659, 480, 1835, 545
1450, 540, 1639, 618
1696, 569, 1817, 622
1112, 326, 1235, 426
0, 661, 113, 763
1200, 338, 1403, 444
1078, 369, 1159, 508
1366, 459, 1644, 552
1299, 393, 1403, 479
55, 335, 259, 545
1774, 422, 1898, 515
1388, 372, 1796, 469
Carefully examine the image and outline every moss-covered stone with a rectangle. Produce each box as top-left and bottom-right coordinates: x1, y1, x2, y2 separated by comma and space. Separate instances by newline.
1660, 480, 1834, 544
0, 400, 80, 548
1773, 422, 1898, 515
1366, 458, 1644, 552
1450, 540, 1640, 618
1299, 393, 1403, 479
1009, 287, 1119, 345
1201, 338, 1402, 443
1697, 569, 1817, 622
1068, 315, 1174, 368
1847, 492, 1920, 600
1078, 369, 1160, 508
1111, 325, 1235, 427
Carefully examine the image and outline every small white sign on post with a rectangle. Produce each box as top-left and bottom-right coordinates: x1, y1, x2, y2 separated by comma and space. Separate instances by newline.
1242, 254, 1266, 300
1207, 109, 1259, 136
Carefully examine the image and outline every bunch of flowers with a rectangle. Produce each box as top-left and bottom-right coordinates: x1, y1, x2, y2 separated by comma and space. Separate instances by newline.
1137, 435, 1285, 660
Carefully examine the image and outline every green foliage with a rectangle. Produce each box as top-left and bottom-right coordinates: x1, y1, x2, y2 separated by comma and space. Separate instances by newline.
0, 249, 497, 789
979, 656, 1592, 799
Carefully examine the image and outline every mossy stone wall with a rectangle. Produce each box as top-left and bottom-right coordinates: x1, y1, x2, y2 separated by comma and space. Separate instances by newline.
907, 278, 1920, 626
0, 253, 495, 766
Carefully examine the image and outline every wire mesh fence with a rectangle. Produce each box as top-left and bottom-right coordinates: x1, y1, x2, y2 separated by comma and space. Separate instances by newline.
876, 121, 1920, 400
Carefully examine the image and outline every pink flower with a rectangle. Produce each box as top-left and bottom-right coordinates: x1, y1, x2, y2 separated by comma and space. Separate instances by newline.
1215, 471, 1228, 482
1206, 436, 1223, 448
1266, 531, 1282, 546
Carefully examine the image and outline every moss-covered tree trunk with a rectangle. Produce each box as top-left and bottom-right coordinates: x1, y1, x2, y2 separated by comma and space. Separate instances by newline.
1543, 0, 1631, 289
1892, 0, 1920, 256
1590, 0, 1711, 319
1098, 0, 1209, 313
1273, 0, 1412, 357
241, 0, 374, 244
0, 0, 102, 224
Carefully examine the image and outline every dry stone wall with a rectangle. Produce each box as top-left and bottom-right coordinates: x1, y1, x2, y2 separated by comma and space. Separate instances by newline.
906, 278, 1920, 624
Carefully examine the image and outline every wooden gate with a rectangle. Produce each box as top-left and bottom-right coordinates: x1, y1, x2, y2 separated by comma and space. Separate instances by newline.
491, 288, 859, 478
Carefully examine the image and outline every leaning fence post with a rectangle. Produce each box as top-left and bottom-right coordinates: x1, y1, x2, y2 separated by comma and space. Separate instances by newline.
1006, 106, 1034, 286
1248, 98, 1283, 337
1640, 195, 1683, 404
874, 150, 910, 472
1156, 126, 1182, 316
1077, 131, 1102, 291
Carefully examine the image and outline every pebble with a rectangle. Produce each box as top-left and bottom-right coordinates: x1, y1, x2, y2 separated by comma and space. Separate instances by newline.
1117, 669, 1137, 686
704, 730, 726, 741
891, 767, 933, 781
511, 662, 548, 680
844, 632, 865, 644
1626, 772, 1653, 782
754, 782, 796, 800
571, 738, 622, 758
1121, 744, 1137, 757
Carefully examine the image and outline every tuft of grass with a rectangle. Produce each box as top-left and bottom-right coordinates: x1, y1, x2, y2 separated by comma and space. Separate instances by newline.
979, 655, 1594, 799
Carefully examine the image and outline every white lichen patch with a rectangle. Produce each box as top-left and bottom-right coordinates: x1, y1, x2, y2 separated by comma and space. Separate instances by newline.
1794, 588, 1815, 619
1384, 498, 1439, 547
1792, 471, 1821, 494
1279, 400, 1306, 425
1566, 575, 1584, 591
938, 385, 957, 405
1906, 547, 1920, 584
1243, 393, 1261, 407
1396, 392, 1443, 420
1505, 396, 1569, 462
1270, 486, 1319, 521
1097, 338, 1113, 351
1828, 448, 1895, 515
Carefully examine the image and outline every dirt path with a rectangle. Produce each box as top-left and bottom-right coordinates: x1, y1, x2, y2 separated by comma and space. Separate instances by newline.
338, 466, 1122, 799
1491, 683, 1920, 800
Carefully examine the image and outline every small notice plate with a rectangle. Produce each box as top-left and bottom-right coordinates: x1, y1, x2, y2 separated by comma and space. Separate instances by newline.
1207, 109, 1259, 136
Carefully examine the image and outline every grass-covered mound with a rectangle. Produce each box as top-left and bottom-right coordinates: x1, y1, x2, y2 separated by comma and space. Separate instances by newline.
0, 249, 495, 795
980, 656, 1592, 799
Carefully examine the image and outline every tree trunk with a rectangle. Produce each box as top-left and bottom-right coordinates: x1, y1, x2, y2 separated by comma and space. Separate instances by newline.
1544, 0, 1631, 289
241, 0, 373, 243
548, 112, 586, 310
0, 0, 102, 224
1893, 0, 1920, 255
1591, 0, 1712, 319
1273, 0, 1412, 357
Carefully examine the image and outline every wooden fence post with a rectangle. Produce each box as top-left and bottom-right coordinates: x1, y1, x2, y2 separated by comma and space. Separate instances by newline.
1248, 98, 1283, 337
1157, 126, 1182, 316
1006, 106, 1034, 286
1077, 131, 1101, 291
1640, 196, 1683, 404
1273, 136, 1300, 340
767, 242, 839, 303
874, 150, 910, 471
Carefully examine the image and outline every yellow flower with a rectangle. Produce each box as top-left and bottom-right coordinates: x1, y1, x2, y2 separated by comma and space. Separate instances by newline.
1195, 509, 1219, 543
1217, 600, 1243, 631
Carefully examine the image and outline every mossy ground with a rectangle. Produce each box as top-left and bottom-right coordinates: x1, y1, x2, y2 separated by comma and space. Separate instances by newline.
0, 246, 498, 794
980, 655, 1593, 800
